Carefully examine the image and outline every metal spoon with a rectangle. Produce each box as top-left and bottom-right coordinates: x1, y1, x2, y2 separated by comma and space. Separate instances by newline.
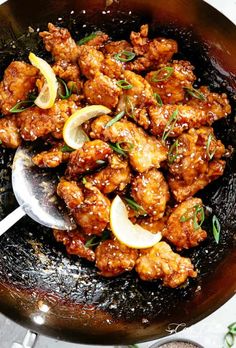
0, 142, 76, 235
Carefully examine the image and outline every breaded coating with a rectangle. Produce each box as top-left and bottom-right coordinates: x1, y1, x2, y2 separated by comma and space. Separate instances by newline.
101, 56, 123, 80
135, 241, 197, 287
93, 117, 167, 172
145, 60, 196, 104
127, 24, 178, 72
138, 216, 167, 234
169, 159, 225, 202
167, 127, 226, 201
164, 198, 207, 250
117, 70, 156, 129
104, 40, 133, 55
32, 143, 70, 168
90, 114, 112, 141
73, 183, 110, 236
17, 98, 78, 141
53, 229, 95, 262
40, 23, 79, 62
85, 153, 131, 194
131, 169, 170, 220
0, 61, 38, 115
66, 140, 112, 179
53, 60, 82, 91
78, 46, 104, 79
57, 179, 84, 210
0, 116, 21, 149
84, 73, 122, 109
84, 32, 109, 48
95, 239, 138, 277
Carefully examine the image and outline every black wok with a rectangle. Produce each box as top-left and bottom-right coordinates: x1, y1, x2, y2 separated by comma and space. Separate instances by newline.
0, 0, 236, 345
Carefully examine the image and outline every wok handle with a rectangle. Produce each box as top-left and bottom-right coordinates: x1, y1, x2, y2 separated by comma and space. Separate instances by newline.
0, 205, 26, 236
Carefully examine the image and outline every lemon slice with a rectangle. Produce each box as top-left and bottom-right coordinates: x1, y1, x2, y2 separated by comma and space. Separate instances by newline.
110, 195, 162, 249
29, 52, 58, 109
63, 105, 111, 149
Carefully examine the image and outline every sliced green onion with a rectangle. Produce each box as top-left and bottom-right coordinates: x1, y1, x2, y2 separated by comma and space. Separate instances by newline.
162, 109, 179, 141
154, 92, 163, 106
185, 87, 206, 101
168, 140, 179, 164
116, 80, 133, 90
212, 215, 221, 244
114, 50, 136, 62
109, 142, 133, 157
61, 145, 74, 153
125, 96, 135, 118
58, 77, 73, 100
78, 33, 97, 45
124, 197, 147, 215
180, 204, 205, 230
82, 177, 87, 185
228, 322, 236, 335
206, 133, 216, 160
151, 66, 174, 82
105, 111, 125, 128
9, 100, 35, 113
224, 332, 234, 348
85, 230, 110, 248
0, 140, 2, 145
96, 160, 106, 165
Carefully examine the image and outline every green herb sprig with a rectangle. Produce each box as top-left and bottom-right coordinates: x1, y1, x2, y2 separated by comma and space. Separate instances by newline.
154, 92, 163, 106
184, 87, 206, 101
125, 96, 135, 118
114, 50, 135, 62
168, 140, 179, 164
124, 197, 147, 215
78, 33, 97, 45
151, 66, 174, 82
162, 109, 179, 141
58, 78, 75, 100
85, 230, 110, 248
61, 144, 74, 153
223, 322, 236, 348
105, 111, 125, 128
212, 215, 221, 244
180, 204, 205, 230
206, 133, 216, 160
109, 142, 134, 157
116, 80, 133, 90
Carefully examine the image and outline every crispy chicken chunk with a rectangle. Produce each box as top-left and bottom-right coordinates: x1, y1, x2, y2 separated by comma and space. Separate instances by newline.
66, 140, 112, 179
131, 169, 170, 220
164, 198, 207, 250
83, 32, 109, 48
101, 56, 123, 80
0, 116, 21, 148
138, 217, 167, 234
53, 60, 82, 91
135, 241, 197, 287
95, 239, 138, 277
104, 40, 133, 55
74, 183, 111, 236
168, 127, 226, 201
53, 229, 95, 262
85, 153, 131, 194
57, 179, 84, 210
40, 23, 79, 62
127, 24, 178, 72
32, 143, 70, 168
17, 98, 78, 141
84, 73, 122, 109
78, 46, 104, 79
0, 61, 38, 115
90, 116, 167, 172
145, 60, 196, 104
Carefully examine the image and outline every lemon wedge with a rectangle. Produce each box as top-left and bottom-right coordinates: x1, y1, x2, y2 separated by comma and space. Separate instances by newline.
29, 52, 58, 109
63, 105, 111, 149
110, 195, 162, 249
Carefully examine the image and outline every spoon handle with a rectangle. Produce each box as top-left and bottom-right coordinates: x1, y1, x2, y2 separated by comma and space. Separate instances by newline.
0, 206, 26, 236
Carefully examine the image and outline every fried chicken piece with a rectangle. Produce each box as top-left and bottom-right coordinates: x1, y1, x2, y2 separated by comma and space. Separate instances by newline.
138, 216, 167, 234
32, 143, 70, 168
127, 24, 178, 72
117, 70, 156, 129
78, 46, 104, 79
101, 56, 123, 80
85, 153, 131, 194
163, 198, 207, 250
57, 179, 84, 210
167, 127, 226, 201
53, 229, 95, 262
0, 116, 21, 148
53, 60, 82, 91
0, 61, 38, 115
17, 98, 78, 141
84, 73, 122, 109
40, 23, 79, 62
135, 241, 197, 287
74, 183, 110, 235
90, 114, 111, 141
83, 32, 109, 48
66, 140, 112, 179
91, 117, 167, 172
145, 60, 196, 104
95, 239, 138, 277
131, 169, 170, 220
104, 40, 133, 55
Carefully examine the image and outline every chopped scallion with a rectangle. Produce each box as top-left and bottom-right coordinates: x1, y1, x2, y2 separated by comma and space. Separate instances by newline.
151, 66, 174, 82
184, 87, 206, 101
162, 109, 179, 141
124, 197, 147, 215
61, 145, 74, 153
114, 50, 136, 62
58, 77, 73, 100
105, 111, 125, 128
206, 133, 216, 160
228, 322, 236, 335
125, 96, 135, 118
109, 142, 133, 157
224, 332, 234, 348
168, 140, 179, 164
212, 215, 221, 244
77, 33, 97, 46
154, 92, 163, 106
9, 100, 35, 113
116, 80, 133, 90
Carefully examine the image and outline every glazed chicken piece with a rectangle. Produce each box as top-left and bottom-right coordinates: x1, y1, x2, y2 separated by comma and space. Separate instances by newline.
164, 198, 207, 250
135, 241, 197, 287
145, 60, 196, 104
40, 23, 79, 63
82, 32, 109, 49
0, 61, 38, 115
78, 46, 104, 79
57, 179, 84, 211
53, 61, 82, 91
0, 116, 21, 149
53, 229, 95, 262
17, 98, 78, 141
101, 56, 123, 80
85, 153, 131, 194
138, 216, 167, 234
66, 140, 112, 179
32, 143, 70, 168
83, 72, 122, 109
90, 116, 167, 173
117, 70, 156, 129
131, 169, 170, 220
95, 239, 138, 277
103, 40, 133, 55
168, 127, 226, 201
127, 24, 178, 72
149, 88, 231, 138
